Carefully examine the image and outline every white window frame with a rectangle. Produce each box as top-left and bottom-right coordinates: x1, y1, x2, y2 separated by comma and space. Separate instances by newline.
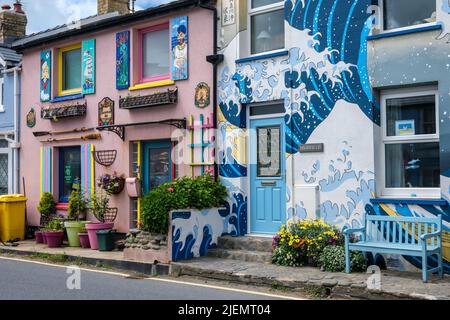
377, 0, 437, 34
379, 86, 440, 199
0, 77, 4, 113
248, 0, 285, 56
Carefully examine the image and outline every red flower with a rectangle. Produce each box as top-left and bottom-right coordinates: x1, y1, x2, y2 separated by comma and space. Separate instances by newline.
167, 187, 175, 193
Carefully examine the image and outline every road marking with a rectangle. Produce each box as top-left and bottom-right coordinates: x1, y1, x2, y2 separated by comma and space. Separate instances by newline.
0, 256, 304, 300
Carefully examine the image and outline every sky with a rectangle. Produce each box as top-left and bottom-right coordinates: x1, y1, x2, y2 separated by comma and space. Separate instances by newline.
19, 0, 172, 34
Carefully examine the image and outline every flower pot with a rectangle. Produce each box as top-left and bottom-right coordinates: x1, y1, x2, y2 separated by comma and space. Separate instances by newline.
44, 231, 64, 248
35, 231, 43, 244
78, 232, 91, 248
96, 230, 116, 252
64, 221, 90, 247
85, 223, 114, 250
42, 232, 47, 244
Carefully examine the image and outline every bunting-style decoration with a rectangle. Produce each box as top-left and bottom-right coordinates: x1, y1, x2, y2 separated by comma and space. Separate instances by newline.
170, 16, 189, 81
39, 146, 52, 196
40, 50, 52, 102
81, 144, 95, 200
82, 39, 96, 94
116, 31, 130, 90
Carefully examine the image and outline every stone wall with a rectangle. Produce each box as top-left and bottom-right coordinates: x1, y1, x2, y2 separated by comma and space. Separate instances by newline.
97, 0, 129, 15
123, 230, 170, 264
0, 10, 26, 43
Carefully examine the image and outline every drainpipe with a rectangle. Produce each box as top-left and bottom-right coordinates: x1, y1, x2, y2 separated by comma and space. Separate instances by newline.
2, 62, 22, 194
198, 0, 224, 181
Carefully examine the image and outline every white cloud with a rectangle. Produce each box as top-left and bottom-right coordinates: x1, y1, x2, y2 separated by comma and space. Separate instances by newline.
20, 0, 172, 34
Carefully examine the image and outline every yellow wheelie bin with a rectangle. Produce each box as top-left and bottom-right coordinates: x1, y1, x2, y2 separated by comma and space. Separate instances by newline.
0, 195, 27, 242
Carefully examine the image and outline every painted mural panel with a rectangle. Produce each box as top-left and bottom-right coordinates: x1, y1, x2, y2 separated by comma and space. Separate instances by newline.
40, 50, 51, 102
170, 16, 189, 81
82, 39, 95, 95
116, 31, 130, 90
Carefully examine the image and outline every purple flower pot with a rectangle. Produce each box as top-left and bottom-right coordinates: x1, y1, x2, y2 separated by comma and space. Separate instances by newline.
42, 232, 47, 244
85, 223, 114, 250
78, 232, 91, 249
44, 231, 64, 248
35, 231, 44, 244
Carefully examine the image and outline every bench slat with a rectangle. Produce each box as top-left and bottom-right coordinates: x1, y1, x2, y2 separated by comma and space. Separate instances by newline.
405, 222, 409, 244
411, 222, 415, 245
367, 215, 440, 224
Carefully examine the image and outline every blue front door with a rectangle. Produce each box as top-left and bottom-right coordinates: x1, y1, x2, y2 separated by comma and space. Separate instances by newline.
143, 140, 172, 194
250, 117, 286, 234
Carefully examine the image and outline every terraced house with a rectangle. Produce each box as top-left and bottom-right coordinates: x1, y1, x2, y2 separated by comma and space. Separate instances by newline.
14, 0, 216, 232
209, 0, 450, 273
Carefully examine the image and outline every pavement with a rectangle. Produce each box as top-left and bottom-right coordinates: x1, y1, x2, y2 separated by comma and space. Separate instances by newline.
0, 257, 293, 300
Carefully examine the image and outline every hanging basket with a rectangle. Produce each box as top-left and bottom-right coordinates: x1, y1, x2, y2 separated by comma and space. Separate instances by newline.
107, 178, 125, 195
89, 207, 118, 223
93, 150, 117, 167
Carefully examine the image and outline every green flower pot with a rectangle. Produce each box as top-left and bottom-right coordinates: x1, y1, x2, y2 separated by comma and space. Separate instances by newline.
64, 221, 90, 247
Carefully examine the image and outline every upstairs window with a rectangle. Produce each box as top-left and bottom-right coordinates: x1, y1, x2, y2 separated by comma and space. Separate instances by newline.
139, 23, 170, 83
383, 0, 436, 31
249, 0, 284, 55
59, 44, 82, 95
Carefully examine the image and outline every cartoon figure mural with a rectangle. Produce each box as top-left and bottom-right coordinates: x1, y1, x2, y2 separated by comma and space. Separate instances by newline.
215, 0, 450, 272
171, 16, 189, 81
40, 50, 51, 102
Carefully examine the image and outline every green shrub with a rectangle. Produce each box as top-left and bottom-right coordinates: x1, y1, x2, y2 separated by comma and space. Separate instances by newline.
44, 218, 64, 232
318, 246, 367, 272
37, 192, 56, 218
141, 174, 227, 234
272, 245, 305, 267
68, 190, 86, 220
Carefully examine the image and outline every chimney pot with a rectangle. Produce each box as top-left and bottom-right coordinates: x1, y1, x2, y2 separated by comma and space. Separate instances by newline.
1, 4, 11, 11
13, 1, 24, 14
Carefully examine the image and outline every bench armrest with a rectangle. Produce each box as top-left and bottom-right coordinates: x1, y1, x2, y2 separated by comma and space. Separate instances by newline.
343, 227, 365, 236
421, 230, 442, 241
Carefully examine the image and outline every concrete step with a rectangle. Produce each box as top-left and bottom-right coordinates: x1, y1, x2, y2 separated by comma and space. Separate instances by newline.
217, 236, 273, 253
206, 248, 273, 264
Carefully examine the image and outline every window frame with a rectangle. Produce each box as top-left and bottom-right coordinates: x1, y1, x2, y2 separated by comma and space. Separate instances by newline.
138, 22, 171, 84
58, 146, 82, 203
378, 0, 437, 34
248, 0, 285, 56
58, 43, 82, 96
379, 86, 440, 199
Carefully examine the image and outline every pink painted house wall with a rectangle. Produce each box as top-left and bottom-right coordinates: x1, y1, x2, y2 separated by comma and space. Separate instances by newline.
20, 8, 214, 232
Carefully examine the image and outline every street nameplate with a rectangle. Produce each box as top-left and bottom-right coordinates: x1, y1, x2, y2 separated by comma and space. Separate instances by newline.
299, 143, 324, 153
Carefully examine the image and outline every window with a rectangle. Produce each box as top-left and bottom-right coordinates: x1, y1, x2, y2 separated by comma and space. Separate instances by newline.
380, 88, 440, 198
59, 147, 81, 202
58, 44, 82, 95
382, 0, 436, 31
139, 24, 170, 83
249, 0, 284, 55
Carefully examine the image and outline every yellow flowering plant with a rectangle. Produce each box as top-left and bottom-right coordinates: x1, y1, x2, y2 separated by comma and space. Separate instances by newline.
272, 219, 344, 267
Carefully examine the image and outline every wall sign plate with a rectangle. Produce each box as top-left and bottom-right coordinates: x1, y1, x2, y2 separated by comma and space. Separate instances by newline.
26, 108, 36, 128
98, 97, 114, 126
195, 82, 210, 108
299, 143, 324, 153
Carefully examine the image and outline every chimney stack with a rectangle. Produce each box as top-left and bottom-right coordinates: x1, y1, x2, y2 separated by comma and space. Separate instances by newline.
0, 1, 27, 44
98, 0, 130, 15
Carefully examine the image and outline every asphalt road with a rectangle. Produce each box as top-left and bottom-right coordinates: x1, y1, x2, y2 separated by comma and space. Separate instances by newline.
0, 257, 290, 300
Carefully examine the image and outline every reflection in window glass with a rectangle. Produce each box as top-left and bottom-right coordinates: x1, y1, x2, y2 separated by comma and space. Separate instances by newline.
252, 0, 282, 9
62, 48, 81, 91
149, 148, 171, 190
142, 28, 169, 79
251, 9, 284, 54
59, 147, 81, 202
383, 0, 436, 30
257, 126, 281, 177
385, 142, 440, 188
386, 95, 436, 137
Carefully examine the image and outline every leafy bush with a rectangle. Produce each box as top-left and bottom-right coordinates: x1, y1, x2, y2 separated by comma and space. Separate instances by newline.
272, 219, 344, 266
68, 190, 86, 220
318, 246, 367, 272
272, 245, 304, 267
141, 173, 227, 234
37, 192, 56, 218
89, 189, 110, 222
43, 218, 64, 232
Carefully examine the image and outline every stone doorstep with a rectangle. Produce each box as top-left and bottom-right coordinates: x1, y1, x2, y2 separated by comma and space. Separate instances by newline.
0, 245, 170, 277
170, 258, 450, 300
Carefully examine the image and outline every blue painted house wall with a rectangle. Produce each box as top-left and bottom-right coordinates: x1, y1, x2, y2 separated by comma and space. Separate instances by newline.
0, 72, 18, 131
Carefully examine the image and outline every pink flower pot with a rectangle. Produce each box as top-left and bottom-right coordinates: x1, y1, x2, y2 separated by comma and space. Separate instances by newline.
78, 232, 91, 249
85, 223, 114, 250
35, 231, 43, 244
42, 232, 47, 244
44, 231, 64, 248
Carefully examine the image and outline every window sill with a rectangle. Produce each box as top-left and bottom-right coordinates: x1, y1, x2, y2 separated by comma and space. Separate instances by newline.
236, 50, 289, 64
367, 24, 442, 41
51, 93, 85, 103
56, 202, 69, 210
129, 80, 175, 91
370, 198, 448, 206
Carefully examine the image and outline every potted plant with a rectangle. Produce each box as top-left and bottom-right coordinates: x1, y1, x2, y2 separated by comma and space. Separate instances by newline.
43, 218, 65, 248
35, 229, 44, 244
37, 192, 56, 243
64, 190, 90, 247
97, 172, 126, 195
78, 225, 90, 249
85, 189, 117, 250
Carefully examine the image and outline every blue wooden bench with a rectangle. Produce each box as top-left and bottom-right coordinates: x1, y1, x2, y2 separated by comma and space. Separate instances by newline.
344, 213, 443, 282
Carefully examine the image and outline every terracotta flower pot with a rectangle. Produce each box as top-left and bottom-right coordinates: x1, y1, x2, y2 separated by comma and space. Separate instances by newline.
44, 231, 64, 248
78, 232, 91, 249
85, 223, 114, 250
35, 231, 43, 244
